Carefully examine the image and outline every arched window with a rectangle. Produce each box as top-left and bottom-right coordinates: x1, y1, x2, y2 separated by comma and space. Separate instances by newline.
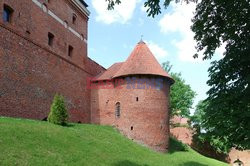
3, 4, 14, 23
115, 102, 120, 118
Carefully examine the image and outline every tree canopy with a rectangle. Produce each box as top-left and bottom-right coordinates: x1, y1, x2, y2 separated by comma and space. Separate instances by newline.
191, 100, 231, 154
191, 0, 250, 150
162, 61, 196, 118
106, 0, 196, 17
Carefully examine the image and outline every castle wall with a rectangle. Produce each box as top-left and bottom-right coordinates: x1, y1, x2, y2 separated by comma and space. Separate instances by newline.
0, 0, 105, 122
91, 76, 171, 152
229, 149, 250, 166
170, 127, 193, 145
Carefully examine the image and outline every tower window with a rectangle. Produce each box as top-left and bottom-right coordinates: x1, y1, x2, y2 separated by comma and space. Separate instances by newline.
131, 126, 133, 130
48, 32, 54, 46
136, 97, 138, 102
3, 4, 13, 23
115, 102, 121, 118
68, 45, 73, 57
72, 14, 77, 24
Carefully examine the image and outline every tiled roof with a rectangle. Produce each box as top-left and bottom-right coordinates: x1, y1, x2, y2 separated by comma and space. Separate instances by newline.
95, 41, 174, 83
95, 62, 123, 81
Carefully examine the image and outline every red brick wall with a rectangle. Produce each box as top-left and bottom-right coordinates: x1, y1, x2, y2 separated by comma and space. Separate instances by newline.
229, 149, 250, 166
0, 0, 105, 122
91, 77, 171, 152
0, 0, 89, 69
170, 127, 193, 145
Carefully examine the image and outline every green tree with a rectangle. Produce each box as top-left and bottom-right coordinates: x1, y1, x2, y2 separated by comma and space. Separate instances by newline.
48, 94, 68, 126
162, 62, 196, 117
191, 100, 231, 154
191, 0, 250, 150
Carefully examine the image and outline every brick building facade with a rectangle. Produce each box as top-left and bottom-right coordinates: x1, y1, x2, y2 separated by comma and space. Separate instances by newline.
0, 0, 173, 152
0, 0, 105, 122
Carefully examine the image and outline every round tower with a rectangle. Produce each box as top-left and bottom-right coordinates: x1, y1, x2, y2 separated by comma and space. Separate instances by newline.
91, 41, 174, 152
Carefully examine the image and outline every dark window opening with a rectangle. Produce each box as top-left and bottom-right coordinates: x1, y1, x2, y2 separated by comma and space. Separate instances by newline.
77, 121, 81, 124
131, 126, 133, 130
115, 102, 121, 118
136, 97, 138, 102
26, 30, 30, 35
68, 45, 73, 57
72, 14, 77, 24
3, 4, 13, 23
81, 34, 84, 41
48, 32, 54, 46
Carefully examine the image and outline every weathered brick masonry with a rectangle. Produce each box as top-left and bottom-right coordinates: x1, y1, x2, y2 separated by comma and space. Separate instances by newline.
0, 0, 105, 122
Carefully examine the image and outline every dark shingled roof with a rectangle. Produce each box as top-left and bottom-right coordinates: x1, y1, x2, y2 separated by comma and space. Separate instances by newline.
95, 41, 174, 83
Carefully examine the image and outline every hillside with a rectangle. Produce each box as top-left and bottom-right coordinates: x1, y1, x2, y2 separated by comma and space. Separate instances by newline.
0, 117, 228, 166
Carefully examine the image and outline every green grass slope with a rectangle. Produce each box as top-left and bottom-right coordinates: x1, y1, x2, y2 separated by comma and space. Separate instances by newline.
0, 117, 228, 166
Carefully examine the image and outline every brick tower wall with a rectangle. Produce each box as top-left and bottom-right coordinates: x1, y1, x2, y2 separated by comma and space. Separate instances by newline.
91, 76, 171, 152
0, 0, 105, 122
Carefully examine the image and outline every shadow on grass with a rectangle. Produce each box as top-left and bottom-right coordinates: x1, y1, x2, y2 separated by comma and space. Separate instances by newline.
178, 161, 208, 166
113, 160, 149, 166
64, 123, 75, 127
168, 137, 189, 154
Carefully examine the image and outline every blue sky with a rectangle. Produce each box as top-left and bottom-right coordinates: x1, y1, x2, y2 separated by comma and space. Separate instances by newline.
86, 0, 224, 113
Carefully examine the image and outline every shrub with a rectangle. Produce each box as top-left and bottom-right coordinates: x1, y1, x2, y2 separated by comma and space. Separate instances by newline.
48, 94, 68, 125
169, 137, 189, 153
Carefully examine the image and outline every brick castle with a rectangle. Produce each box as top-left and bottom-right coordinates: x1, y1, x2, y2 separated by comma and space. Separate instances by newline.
0, 0, 174, 152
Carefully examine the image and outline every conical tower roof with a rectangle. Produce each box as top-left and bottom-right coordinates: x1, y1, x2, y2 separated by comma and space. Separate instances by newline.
113, 41, 173, 82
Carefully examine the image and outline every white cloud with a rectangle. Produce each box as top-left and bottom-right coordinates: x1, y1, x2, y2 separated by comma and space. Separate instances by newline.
159, 3, 203, 62
92, 0, 138, 24
146, 41, 168, 60
140, 3, 148, 13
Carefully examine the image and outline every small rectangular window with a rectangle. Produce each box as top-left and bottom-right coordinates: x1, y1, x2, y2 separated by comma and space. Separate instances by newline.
72, 14, 77, 24
48, 32, 54, 46
3, 5, 13, 23
68, 45, 73, 57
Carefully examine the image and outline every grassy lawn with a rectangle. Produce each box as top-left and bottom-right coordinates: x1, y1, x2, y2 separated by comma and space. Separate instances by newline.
0, 117, 228, 166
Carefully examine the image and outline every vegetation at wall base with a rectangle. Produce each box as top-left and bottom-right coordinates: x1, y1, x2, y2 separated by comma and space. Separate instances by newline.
48, 94, 68, 126
0, 117, 227, 166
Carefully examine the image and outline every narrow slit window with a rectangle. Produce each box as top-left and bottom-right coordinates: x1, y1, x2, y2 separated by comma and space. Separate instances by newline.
136, 97, 138, 102
72, 14, 77, 24
68, 45, 73, 57
3, 4, 13, 23
48, 32, 54, 46
115, 102, 121, 118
